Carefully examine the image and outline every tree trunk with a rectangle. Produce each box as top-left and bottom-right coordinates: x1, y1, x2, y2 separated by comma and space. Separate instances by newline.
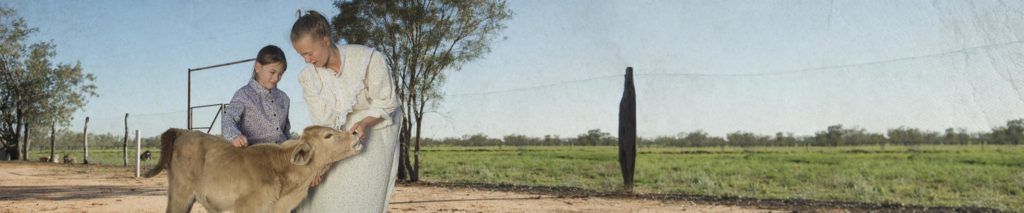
400, 82, 418, 182
397, 119, 410, 181
11, 116, 22, 160
397, 136, 408, 181
412, 115, 422, 182
400, 119, 414, 182
22, 122, 30, 161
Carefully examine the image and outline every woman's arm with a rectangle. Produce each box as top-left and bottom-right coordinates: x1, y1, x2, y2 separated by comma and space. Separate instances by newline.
349, 50, 398, 140
358, 51, 398, 126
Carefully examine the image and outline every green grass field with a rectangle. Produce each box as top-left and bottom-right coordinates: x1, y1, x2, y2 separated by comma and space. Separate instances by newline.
419, 145, 1024, 211
28, 148, 162, 169
29, 145, 1024, 211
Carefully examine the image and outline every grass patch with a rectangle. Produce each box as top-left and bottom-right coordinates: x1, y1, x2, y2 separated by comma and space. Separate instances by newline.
419, 145, 1024, 211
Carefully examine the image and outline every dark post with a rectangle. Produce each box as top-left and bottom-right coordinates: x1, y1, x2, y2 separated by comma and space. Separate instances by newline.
188, 70, 192, 130
618, 67, 637, 192
83, 117, 89, 164
50, 123, 56, 163
123, 113, 129, 167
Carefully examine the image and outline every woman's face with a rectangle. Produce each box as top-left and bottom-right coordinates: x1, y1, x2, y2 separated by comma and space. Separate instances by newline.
254, 62, 285, 90
292, 35, 331, 68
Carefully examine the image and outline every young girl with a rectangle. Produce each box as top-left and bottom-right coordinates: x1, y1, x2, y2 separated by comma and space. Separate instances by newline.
221, 45, 291, 147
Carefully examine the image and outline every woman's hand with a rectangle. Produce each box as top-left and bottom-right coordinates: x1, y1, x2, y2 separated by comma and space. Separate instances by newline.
350, 122, 368, 141
349, 117, 382, 141
231, 136, 248, 148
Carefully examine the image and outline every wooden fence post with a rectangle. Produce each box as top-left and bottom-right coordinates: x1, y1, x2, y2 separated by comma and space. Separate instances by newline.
50, 123, 57, 163
123, 113, 129, 167
618, 67, 637, 193
135, 130, 141, 177
83, 117, 89, 164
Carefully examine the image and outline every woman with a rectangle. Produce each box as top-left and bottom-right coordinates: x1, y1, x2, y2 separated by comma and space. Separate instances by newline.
290, 10, 402, 212
221, 45, 291, 146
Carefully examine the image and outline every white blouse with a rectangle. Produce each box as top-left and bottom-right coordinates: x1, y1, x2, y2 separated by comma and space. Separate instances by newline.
298, 44, 398, 131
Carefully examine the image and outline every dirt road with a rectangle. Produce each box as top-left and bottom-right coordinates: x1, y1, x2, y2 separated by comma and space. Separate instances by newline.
0, 161, 780, 212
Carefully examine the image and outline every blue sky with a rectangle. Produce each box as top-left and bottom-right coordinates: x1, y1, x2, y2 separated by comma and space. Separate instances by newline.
6, 0, 1024, 138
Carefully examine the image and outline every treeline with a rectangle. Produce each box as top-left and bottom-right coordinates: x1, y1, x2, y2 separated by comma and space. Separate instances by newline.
22, 119, 1024, 150
423, 119, 1024, 147
24, 130, 302, 151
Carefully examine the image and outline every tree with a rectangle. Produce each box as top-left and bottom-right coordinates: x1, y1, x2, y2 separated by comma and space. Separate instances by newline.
726, 131, 760, 148
774, 132, 796, 147
1002, 119, 1024, 145
331, 0, 512, 181
574, 129, 611, 146
683, 130, 710, 147
887, 126, 923, 146
825, 124, 844, 146
0, 7, 97, 160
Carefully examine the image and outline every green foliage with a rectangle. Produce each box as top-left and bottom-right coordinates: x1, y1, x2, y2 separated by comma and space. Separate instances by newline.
0, 6, 97, 159
331, 0, 513, 181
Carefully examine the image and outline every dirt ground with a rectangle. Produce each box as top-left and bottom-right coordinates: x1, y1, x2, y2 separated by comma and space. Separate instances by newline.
0, 161, 785, 212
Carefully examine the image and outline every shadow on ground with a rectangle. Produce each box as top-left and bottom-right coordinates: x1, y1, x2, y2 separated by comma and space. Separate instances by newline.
0, 185, 164, 201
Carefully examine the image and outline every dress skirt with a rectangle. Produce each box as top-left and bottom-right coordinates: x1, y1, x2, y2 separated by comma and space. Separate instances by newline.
295, 110, 402, 213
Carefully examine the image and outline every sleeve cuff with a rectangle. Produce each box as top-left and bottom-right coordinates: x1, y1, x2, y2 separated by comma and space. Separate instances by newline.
222, 130, 240, 141
352, 108, 393, 130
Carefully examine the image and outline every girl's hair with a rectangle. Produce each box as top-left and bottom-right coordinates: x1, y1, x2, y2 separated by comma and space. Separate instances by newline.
290, 10, 331, 42
256, 45, 287, 70
253, 45, 287, 80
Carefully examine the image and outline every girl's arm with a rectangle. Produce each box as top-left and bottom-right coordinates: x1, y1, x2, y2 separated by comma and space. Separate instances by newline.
221, 90, 247, 141
283, 94, 292, 139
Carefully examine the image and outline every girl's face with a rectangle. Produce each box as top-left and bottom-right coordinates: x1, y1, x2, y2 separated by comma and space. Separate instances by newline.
254, 62, 285, 90
292, 35, 332, 68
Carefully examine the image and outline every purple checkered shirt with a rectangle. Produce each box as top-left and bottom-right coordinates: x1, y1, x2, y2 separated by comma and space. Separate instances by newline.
221, 79, 291, 145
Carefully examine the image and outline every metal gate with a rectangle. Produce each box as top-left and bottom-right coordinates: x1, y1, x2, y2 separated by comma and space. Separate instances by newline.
187, 58, 254, 133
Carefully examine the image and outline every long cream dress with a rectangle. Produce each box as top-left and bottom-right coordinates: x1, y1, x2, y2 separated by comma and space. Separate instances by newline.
295, 44, 401, 213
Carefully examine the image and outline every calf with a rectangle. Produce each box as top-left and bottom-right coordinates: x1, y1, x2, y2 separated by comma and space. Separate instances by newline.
144, 126, 362, 212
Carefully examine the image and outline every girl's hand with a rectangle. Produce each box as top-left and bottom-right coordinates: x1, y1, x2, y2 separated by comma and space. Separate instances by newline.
232, 136, 248, 148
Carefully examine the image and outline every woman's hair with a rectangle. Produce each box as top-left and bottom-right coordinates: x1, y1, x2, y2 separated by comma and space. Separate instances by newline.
256, 45, 287, 70
290, 10, 331, 42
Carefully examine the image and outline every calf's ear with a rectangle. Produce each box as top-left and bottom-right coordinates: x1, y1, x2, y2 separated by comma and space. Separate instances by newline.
291, 143, 314, 165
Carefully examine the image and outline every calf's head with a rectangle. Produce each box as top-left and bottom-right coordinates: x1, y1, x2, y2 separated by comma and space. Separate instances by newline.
289, 126, 360, 167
